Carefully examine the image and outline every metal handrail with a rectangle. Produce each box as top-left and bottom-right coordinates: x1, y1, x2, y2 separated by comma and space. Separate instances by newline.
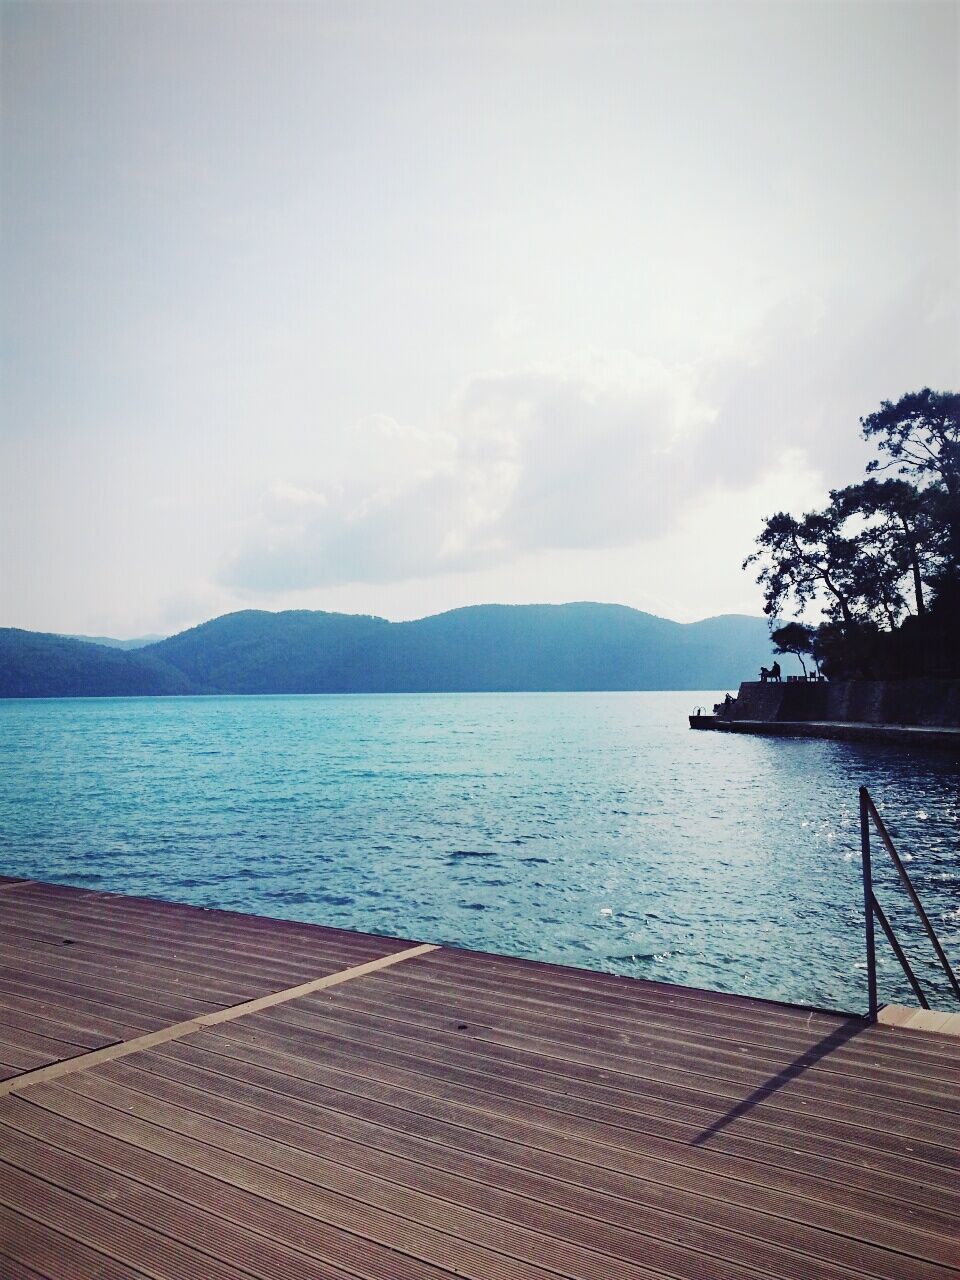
859, 785, 960, 1019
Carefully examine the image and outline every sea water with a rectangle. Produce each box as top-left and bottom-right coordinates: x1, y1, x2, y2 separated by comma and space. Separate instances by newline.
1, 691, 957, 1013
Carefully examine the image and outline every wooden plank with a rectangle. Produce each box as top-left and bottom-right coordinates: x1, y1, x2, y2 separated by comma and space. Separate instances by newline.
0, 1026, 89, 1064
0, 1160, 253, 1280
0, 1044, 56, 1074
0, 891, 406, 963
0, 897, 389, 975
230, 997, 960, 1155
389, 955, 960, 1080
25, 1069, 838, 1280
1, 882, 957, 1280
2, 1096, 608, 1280
0, 1059, 40, 1082
0, 931, 337, 1018
0, 1256, 47, 1280
419, 950, 960, 1074
0, 919, 403, 1009
1, 1097, 497, 1280
0, 939, 269, 1007
9, 880, 957, 1080
0, 985, 169, 1043
0, 914, 375, 995
105, 1038, 958, 1276
0, 1202, 149, 1280
3, 1100, 798, 1280
60, 1037, 960, 1238
1, 881, 408, 955
0, 967, 220, 1030
143, 1034, 960, 1254
202, 1016, 960, 1207
423, 945, 858, 1028
304, 977, 960, 1113
0, 942, 436, 1096
0, 1120, 381, 1280
0, 935, 411, 1018
0, 952, 226, 1016
0, 997, 146, 1051
421, 946, 960, 1079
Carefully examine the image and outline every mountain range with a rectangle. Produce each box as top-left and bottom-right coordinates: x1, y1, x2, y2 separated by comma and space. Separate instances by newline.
0, 604, 785, 698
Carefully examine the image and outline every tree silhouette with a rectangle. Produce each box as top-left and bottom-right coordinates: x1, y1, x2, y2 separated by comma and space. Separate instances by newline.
770, 622, 817, 676
745, 389, 959, 678
861, 389, 960, 604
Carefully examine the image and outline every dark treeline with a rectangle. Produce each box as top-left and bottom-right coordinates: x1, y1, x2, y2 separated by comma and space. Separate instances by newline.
744, 389, 960, 679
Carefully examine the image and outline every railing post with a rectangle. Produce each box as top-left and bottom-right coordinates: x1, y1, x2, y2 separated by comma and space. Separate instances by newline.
863, 792, 960, 1004
860, 786, 878, 1020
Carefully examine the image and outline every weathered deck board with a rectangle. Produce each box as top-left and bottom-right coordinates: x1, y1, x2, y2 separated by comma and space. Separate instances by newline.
0, 877, 957, 1279
0, 879, 411, 1081
415, 946, 960, 1074
309, 973, 960, 1115
204, 1005, 960, 1202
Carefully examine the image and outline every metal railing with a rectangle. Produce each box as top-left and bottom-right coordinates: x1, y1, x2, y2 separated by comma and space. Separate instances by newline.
859, 785, 960, 1019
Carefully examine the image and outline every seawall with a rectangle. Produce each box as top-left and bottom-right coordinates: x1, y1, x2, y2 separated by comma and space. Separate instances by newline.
691, 716, 960, 748
725, 678, 960, 729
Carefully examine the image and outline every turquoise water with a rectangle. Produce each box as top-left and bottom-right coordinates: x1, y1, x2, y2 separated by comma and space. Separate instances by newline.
1, 692, 957, 1013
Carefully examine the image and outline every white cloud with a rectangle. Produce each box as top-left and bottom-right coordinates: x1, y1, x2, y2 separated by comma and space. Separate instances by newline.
224, 266, 957, 599
4, 1, 955, 635
225, 352, 715, 591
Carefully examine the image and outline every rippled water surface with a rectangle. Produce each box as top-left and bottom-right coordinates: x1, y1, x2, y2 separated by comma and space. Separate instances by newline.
1, 692, 957, 1012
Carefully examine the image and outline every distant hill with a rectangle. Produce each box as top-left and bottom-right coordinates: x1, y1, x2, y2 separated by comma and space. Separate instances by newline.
60, 633, 166, 650
147, 610, 388, 694
0, 604, 788, 698
0, 629, 197, 698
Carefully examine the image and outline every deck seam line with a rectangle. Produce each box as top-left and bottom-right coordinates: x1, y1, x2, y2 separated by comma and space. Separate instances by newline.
0, 881, 37, 894
0, 942, 438, 1097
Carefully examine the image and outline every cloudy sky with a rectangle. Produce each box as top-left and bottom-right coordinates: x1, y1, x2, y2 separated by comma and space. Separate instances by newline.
2, 0, 957, 637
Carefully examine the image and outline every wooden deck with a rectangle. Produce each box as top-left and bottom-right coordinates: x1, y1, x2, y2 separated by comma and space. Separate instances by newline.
0, 878, 957, 1279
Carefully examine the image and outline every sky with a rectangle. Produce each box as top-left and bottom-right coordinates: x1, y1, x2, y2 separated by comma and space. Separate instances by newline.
1, 0, 957, 638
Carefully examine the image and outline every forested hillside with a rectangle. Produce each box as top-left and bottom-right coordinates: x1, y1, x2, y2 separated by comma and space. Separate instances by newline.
0, 630, 197, 697
1, 604, 783, 697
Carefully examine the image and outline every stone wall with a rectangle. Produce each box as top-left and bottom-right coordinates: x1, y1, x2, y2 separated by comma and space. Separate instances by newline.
727, 679, 960, 727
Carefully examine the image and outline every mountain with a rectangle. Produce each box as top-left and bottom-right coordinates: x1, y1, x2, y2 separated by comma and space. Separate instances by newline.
0, 629, 198, 698
0, 604, 786, 698
146, 610, 389, 694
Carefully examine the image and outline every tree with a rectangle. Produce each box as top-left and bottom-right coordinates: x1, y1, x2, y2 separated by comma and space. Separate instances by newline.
745, 389, 959, 680
830, 478, 939, 618
862, 388, 960, 493
771, 622, 817, 676
742, 500, 906, 633
861, 389, 960, 602
742, 510, 857, 628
